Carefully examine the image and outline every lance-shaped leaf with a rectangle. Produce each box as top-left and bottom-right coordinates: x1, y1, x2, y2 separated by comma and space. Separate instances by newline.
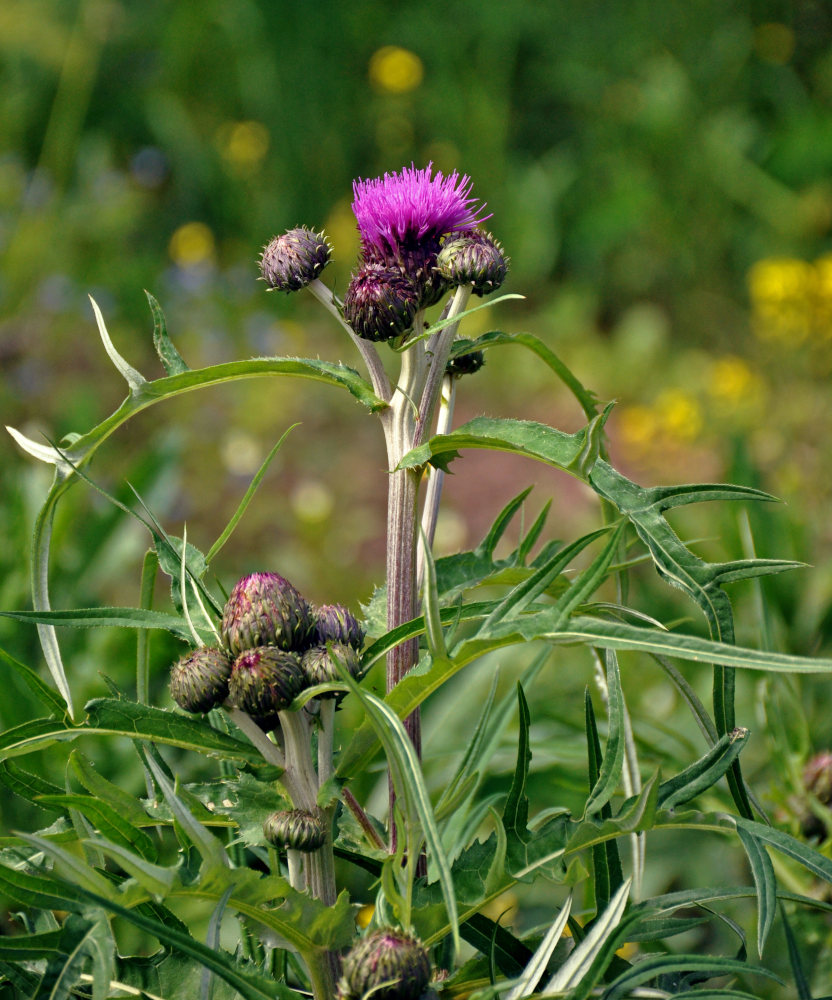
657, 727, 750, 811
146, 290, 189, 375
0, 607, 193, 641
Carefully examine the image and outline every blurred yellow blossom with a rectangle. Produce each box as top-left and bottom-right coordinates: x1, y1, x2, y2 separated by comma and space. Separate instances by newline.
749, 257, 816, 343
217, 120, 270, 170
369, 46, 424, 94
707, 355, 765, 416
356, 903, 375, 929
753, 23, 795, 65
656, 389, 703, 442
169, 221, 215, 267
618, 404, 659, 454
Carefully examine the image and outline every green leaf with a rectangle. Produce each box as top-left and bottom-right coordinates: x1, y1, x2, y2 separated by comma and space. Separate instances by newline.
338, 669, 460, 961
458, 913, 533, 978
0, 930, 65, 960
0, 760, 66, 807
585, 651, 625, 817
544, 878, 631, 993
503, 684, 531, 839
505, 896, 572, 1000
85, 837, 177, 896
36, 794, 156, 861
735, 816, 832, 885
397, 414, 606, 476
421, 527, 449, 662
657, 727, 750, 811
68, 750, 150, 826
0, 606, 193, 640
781, 903, 813, 1000
146, 290, 189, 375
16, 832, 116, 897
0, 645, 67, 717
736, 826, 776, 959
603, 954, 782, 1000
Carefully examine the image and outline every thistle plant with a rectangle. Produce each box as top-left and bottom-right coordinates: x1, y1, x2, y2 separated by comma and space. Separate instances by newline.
4, 162, 832, 999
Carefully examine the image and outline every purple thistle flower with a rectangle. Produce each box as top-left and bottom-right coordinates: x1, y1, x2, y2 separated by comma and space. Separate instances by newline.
351, 164, 490, 307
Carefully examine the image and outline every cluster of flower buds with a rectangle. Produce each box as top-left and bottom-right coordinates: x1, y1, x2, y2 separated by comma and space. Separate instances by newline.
169, 571, 365, 719
338, 926, 432, 1000
258, 164, 508, 348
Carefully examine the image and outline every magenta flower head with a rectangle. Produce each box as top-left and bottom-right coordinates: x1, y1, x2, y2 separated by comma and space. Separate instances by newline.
352, 163, 490, 307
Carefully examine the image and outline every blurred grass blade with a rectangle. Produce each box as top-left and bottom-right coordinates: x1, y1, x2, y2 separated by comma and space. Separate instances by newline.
781, 903, 813, 1000
505, 895, 572, 1000
206, 424, 299, 564
502, 684, 531, 838
651, 653, 719, 743
736, 826, 776, 958
603, 954, 782, 1000
0, 645, 66, 717
0, 607, 193, 640
137, 548, 159, 703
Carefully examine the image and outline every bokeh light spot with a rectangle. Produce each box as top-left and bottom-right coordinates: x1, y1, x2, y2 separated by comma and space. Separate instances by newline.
369, 46, 424, 94
218, 120, 270, 169
753, 23, 795, 65
169, 222, 215, 267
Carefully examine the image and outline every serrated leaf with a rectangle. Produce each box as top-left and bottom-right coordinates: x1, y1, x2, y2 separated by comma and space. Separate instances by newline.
503, 685, 531, 839
146, 290, 189, 375
585, 651, 625, 818
85, 837, 177, 896
0, 760, 66, 807
36, 794, 156, 861
68, 750, 149, 826
735, 816, 832, 885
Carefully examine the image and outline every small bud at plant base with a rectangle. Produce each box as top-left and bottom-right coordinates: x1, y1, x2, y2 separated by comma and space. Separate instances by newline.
436, 229, 508, 296
228, 647, 304, 716
263, 808, 327, 852
260, 227, 331, 292
221, 572, 315, 655
169, 647, 232, 713
301, 642, 361, 693
339, 927, 432, 1000
343, 263, 419, 343
314, 603, 365, 649
445, 340, 486, 379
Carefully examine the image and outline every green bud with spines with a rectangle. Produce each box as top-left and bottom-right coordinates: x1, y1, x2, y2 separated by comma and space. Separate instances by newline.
227, 646, 304, 716
338, 927, 432, 1000
343, 263, 420, 344
263, 808, 327, 852
445, 339, 486, 379
169, 647, 232, 714
301, 642, 361, 694
221, 572, 315, 655
435, 228, 508, 296
314, 603, 365, 649
260, 227, 332, 292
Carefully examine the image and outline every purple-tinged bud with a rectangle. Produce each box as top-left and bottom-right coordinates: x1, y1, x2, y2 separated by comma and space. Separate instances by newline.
221, 572, 315, 655
260, 227, 332, 292
263, 808, 327, 852
314, 604, 365, 649
301, 643, 361, 693
436, 229, 508, 296
804, 752, 832, 805
169, 647, 232, 713
446, 340, 486, 379
338, 927, 432, 1000
228, 647, 304, 716
343, 263, 419, 344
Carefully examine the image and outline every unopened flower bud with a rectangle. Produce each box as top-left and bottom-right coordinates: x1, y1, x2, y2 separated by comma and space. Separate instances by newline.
314, 603, 365, 649
436, 229, 508, 296
301, 643, 361, 693
343, 263, 419, 343
263, 808, 327, 852
260, 227, 331, 292
446, 340, 486, 379
228, 647, 304, 716
339, 927, 432, 1000
221, 572, 314, 655
804, 752, 832, 804
169, 647, 232, 713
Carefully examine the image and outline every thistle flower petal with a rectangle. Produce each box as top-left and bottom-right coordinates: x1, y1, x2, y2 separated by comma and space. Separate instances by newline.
352, 162, 489, 261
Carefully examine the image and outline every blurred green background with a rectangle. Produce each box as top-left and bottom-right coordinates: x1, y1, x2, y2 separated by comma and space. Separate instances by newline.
4, 0, 832, 987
